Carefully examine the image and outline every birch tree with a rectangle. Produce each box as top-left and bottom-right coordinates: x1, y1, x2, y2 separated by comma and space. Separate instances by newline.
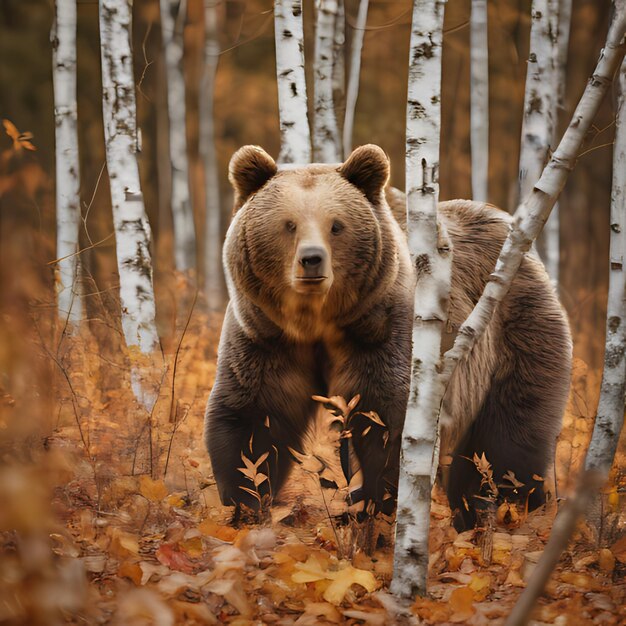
160, 0, 196, 272
52, 0, 82, 327
506, 43, 626, 626
332, 0, 346, 131
470, 0, 489, 202
540, 0, 573, 284
517, 0, 558, 211
99, 0, 159, 366
343, 0, 368, 157
274, 0, 311, 164
313, 0, 342, 162
585, 55, 626, 503
200, 0, 225, 308
390, 0, 450, 599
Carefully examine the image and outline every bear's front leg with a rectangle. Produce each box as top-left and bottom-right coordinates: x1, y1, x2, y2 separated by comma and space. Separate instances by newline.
330, 319, 412, 515
205, 403, 286, 511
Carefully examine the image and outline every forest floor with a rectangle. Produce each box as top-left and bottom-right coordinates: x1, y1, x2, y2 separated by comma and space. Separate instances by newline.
1, 293, 625, 625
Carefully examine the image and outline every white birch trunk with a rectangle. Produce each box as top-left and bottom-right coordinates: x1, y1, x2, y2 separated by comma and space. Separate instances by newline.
390, 0, 450, 599
332, 0, 346, 138
470, 0, 489, 202
52, 0, 82, 327
505, 11, 626, 626
441, 8, 626, 402
585, 57, 626, 474
274, 0, 311, 164
200, 0, 225, 309
160, 0, 196, 272
517, 0, 559, 213
343, 0, 368, 157
313, 0, 342, 162
99, 0, 159, 359
541, 0, 572, 285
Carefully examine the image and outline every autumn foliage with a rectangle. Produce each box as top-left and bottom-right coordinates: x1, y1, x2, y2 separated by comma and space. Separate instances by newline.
1, 0, 626, 622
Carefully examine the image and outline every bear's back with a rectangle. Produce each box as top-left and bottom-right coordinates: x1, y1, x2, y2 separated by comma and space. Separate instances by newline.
436, 199, 571, 454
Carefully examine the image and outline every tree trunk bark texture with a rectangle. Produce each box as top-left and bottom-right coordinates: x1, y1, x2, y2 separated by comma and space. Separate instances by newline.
470, 0, 489, 202
585, 56, 626, 475
160, 0, 196, 272
518, 0, 559, 210
201, 0, 226, 309
390, 0, 450, 600
274, 0, 311, 164
313, 0, 342, 162
52, 0, 82, 327
343, 0, 368, 158
539, 0, 573, 285
99, 0, 159, 356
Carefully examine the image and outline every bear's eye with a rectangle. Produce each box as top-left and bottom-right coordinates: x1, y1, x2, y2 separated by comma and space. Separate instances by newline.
285, 220, 296, 233
331, 221, 344, 235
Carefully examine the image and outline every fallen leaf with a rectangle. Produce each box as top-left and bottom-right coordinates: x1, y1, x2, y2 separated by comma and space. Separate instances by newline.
323, 564, 379, 605
449, 586, 476, 622
156, 543, 196, 574
205, 577, 252, 617
412, 597, 451, 623
139, 475, 168, 501
468, 572, 492, 601
118, 560, 143, 585
198, 518, 238, 542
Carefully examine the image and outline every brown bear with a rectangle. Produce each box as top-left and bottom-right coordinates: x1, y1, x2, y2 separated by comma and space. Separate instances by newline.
204, 144, 572, 530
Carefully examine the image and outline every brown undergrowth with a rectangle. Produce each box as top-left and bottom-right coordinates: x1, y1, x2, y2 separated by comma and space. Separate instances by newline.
1, 284, 625, 625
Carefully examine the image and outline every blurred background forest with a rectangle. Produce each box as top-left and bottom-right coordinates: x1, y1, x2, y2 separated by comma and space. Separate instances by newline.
0, 1, 624, 623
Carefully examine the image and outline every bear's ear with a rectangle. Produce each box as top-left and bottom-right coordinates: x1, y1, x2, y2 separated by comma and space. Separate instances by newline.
229, 145, 278, 211
339, 144, 390, 205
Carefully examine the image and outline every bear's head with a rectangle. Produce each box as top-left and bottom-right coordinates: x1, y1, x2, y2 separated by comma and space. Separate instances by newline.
224, 145, 406, 341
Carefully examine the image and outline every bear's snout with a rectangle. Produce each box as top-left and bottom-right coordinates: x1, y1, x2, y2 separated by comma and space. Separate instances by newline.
293, 243, 332, 293
298, 245, 326, 274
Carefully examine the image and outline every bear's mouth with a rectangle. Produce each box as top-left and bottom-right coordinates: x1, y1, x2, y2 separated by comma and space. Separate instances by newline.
296, 276, 327, 284
292, 275, 331, 295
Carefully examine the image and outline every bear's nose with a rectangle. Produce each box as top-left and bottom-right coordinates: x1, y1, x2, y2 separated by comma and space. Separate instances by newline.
298, 245, 326, 272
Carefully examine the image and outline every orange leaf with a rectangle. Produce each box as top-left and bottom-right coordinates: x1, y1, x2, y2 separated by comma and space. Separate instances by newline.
412, 597, 451, 622
139, 475, 168, 501
118, 560, 143, 585
3, 119, 19, 141
449, 586, 475, 622
198, 518, 238, 542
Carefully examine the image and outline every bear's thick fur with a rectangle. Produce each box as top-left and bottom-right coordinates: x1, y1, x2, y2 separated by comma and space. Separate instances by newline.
204, 144, 572, 530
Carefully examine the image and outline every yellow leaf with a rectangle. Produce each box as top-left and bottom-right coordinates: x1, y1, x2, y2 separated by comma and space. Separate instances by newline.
181, 536, 204, 558
167, 493, 185, 508
108, 528, 140, 557
322, 564, 379, 605
468, 572, 492, 601
139, 475, 168, 501
291, 554, 327, 583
